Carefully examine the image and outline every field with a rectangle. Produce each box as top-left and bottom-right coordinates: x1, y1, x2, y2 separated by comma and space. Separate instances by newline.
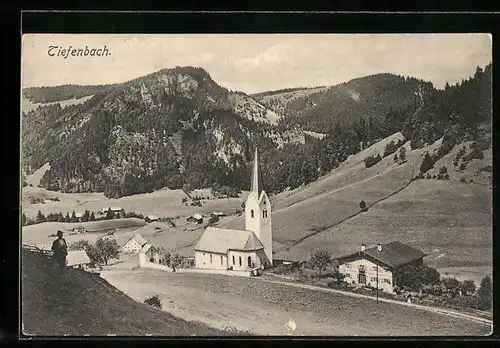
21, 249, 231, 336
101, 268, 491, 336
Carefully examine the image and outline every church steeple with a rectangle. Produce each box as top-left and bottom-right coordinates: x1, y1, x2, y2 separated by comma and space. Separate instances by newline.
251, 147, 263, 197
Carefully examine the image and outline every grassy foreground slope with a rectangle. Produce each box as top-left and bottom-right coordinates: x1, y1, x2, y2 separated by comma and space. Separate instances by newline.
21, 249, 230, 336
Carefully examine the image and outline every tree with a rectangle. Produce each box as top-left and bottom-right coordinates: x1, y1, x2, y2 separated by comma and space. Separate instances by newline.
393, 153, 398, 163
393, 263, 440, 291
106, 207, 114, 220
36, 210, 46, 224
64, 212, 71, 223
439, 166, 448, 175
90, 211, 96, 221
359, 200, 367, 212
82, 210, 90, 222
475, 275, 492, 310
309, 250, 332, 276
419, 152, 434, 173
460, 280, 476, 296
399, 146, 406, 163
57, 212, 65, 222
22, 213, 27, 226
94, 238, 120, 265
441, 277, 461, 295
69, 240, 92, 251
70, 210, 78, 223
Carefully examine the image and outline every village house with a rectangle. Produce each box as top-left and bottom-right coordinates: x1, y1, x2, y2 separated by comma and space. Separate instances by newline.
72, 227, 87, 234
122, 234, 149, 253
144, 215, 159, 223
194, 148, 273, 272
336, 241, 427, 293
67, 250, 92, 270
100, 206, 124, 217
142, 243, 161, 263
187, 213, 204, 224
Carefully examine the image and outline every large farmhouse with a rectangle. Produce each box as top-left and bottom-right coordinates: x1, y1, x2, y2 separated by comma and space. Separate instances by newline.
123, 234, 149, 253
194, 148, 273, 271
337, 241, 427, 293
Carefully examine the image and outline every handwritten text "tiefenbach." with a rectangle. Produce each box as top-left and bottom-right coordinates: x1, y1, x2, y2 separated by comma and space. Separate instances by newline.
48, 45, 111, 58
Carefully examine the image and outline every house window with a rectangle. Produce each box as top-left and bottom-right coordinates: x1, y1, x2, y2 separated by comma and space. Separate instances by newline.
359, 265, 365, 271
210, 254, 212, 263
248, 256, 252, 267
232, 255, 235, 265
384, 279, 391, 284
345, 264, 351, 268
263, 210, 267, 218
371, 277, 377, 282
239, 256, 242, 266
372, 266, 378, 271
345, 273, 351, 278
221, 256, 223, 266
251, 210, 254, 218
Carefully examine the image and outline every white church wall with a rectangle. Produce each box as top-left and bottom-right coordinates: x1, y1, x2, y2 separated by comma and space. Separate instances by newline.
195, 251, 227, 270
227, 250, 260, 271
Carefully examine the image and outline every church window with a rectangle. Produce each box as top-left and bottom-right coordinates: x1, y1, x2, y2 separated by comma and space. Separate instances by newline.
232, 255, 235, 265
248, 256, 252, 267
239, 256, 242, 266
251, 210, 254, 218
210, 254, 212, 263
263, 210, 267, 218
221, 256, 223, 266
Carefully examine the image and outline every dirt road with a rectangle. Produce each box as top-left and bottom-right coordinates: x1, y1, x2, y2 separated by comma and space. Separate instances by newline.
101, 269, 491, 336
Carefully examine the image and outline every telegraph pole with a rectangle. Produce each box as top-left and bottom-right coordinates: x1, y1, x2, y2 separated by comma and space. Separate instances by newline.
376, 263, 379, 303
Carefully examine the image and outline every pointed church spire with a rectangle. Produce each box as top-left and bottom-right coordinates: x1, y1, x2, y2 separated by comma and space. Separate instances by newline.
251, 147, 263, 197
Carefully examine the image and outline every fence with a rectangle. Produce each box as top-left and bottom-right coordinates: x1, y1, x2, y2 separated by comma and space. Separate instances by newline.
22, 244, 53, 258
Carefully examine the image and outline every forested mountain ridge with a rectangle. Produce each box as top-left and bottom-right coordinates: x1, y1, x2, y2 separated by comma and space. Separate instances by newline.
22, 64, 492, 198
21, 66, 305, 198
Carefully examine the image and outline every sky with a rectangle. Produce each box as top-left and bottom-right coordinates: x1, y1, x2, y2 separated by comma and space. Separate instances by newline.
22, 34, 492, 94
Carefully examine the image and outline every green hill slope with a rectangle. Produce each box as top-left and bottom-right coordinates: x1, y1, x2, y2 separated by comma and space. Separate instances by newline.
21, 249, 231, 336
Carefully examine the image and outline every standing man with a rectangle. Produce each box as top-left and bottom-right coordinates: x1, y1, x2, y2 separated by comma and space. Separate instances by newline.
51, 230, 68, 273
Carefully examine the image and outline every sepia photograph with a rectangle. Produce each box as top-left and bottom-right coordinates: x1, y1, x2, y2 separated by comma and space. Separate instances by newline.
20, 33, 492, 336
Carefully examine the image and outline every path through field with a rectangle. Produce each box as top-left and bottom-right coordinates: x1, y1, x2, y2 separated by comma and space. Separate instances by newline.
101, 269, 491, 336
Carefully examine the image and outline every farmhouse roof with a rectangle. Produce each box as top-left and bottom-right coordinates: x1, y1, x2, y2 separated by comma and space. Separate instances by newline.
187, 213, 203, 220
74, 213, 83, 218
125, 234, 148, 247
146, 215, 159, 220
195, 227, 264, 254
141, 243, 155, 253
67, 250, 91, 267
337, 241, 427, 269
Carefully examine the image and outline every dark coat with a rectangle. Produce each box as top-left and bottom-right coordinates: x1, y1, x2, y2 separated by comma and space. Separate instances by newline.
51, 238, 68, 259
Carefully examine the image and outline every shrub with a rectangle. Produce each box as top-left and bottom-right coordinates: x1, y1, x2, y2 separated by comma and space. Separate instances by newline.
432, 175, 436, 179
443, 173, 449, 180
469, 179, 474, 183
425, 173, 431, 179
439, 166, 448, 175
460, 177, 467, 183
359, 200, 367, 212
144, 295, 162, 309
364, 154, 382, 168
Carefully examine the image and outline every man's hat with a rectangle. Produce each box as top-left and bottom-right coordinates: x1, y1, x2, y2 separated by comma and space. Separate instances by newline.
56, 230, 63, 236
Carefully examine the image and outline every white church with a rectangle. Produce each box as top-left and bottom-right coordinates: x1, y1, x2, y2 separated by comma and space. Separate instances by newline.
194, 148, 273, 271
